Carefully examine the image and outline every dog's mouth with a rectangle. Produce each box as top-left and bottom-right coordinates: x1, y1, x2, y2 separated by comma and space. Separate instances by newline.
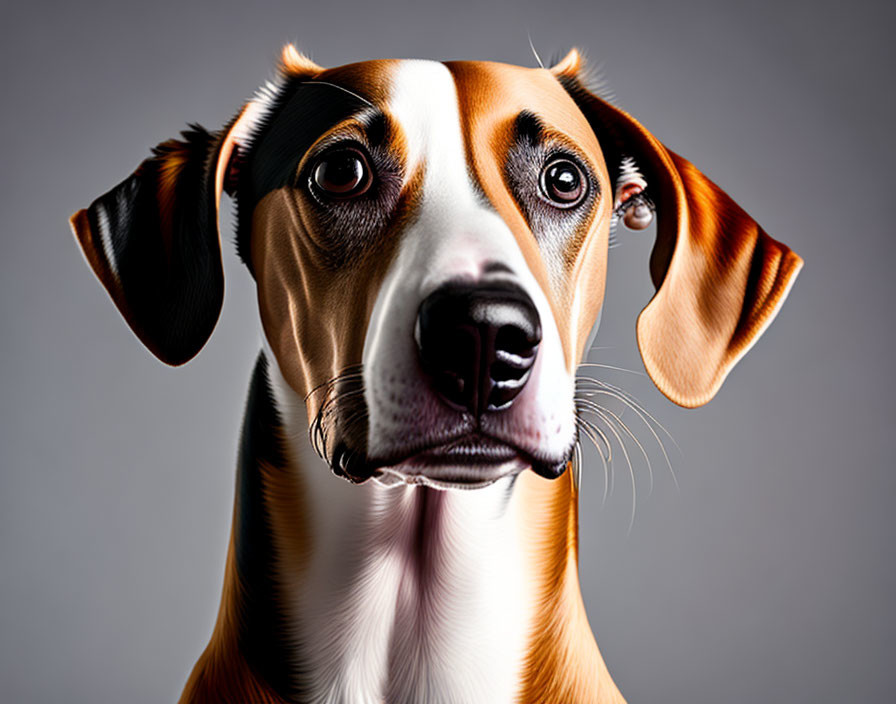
377, 435, 528, 489
332, 434, 569, 490
311, 367, 572, 489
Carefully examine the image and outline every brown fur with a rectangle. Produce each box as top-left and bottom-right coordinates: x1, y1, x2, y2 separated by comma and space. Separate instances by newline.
517, 470, 625, 703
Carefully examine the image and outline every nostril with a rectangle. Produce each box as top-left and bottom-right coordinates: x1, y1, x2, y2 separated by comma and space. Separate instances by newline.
491, 361, 522, 383
491, 319, 540, 384
495, 325, 537, 355
491, 350, 534, 382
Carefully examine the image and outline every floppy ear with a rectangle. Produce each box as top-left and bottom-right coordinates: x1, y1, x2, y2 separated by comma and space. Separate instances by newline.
553, 49, 803, 408
70, 105, 255, 365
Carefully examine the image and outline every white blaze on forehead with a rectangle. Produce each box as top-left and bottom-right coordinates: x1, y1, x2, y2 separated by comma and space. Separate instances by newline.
386, 61, 486, 293
386, 60, 476, 204
384, 62, 510, 288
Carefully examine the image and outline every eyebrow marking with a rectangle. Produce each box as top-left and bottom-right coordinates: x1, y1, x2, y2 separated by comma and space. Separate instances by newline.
362, 111, 389, 147
514, 110, 545, 146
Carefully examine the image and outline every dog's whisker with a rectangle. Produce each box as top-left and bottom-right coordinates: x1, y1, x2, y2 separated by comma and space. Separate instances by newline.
299, 80, 376, 109
573, 440, 583, 491
527, 31, 546, 69
575, 414, 612, 462
339, 406, 370, 432
580, 385, 678, 492
576, 417, 607, 494
307, 364, 368, 464
323, 387, 366, 404
569, 439, 582, 491
582, 400, 653, 495
304, 365, 364, 402
578, 375, 681, 455
576, 374, 681, 491
577, 362, 645, 376
579, 402, 637, 531
577, 393, 654, 492
575, 415, 612, 505
576, 406, 619, 505
575, 375, 670, 445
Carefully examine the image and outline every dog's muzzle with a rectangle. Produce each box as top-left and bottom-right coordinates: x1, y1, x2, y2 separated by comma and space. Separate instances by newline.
331, 280, 569, 488
416, 281, 541, 416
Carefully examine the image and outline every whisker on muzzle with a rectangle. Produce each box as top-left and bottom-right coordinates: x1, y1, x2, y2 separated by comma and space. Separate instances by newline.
577, 397, 653, 494
574, 368, 681, 532
574, 415, 612, 504
307, 364, 368, 467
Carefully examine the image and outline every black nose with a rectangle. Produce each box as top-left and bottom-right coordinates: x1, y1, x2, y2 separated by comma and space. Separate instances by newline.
416, 282, 542, 415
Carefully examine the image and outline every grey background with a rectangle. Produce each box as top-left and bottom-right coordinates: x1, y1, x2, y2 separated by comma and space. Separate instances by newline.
2, 0, 893, 701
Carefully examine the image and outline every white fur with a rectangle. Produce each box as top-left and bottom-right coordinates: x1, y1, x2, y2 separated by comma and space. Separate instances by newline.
266, 350, 531, 703
93, 199, 119, 279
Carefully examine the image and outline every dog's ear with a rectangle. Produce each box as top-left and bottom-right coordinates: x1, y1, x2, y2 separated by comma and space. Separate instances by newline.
553, 49, 803, 408
70, 106, 254, 365
71, 44, 320, 365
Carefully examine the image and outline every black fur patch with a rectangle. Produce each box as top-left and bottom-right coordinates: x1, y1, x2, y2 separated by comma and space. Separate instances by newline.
233, 80, 374, 272
81, 125, 225, 365
233, 353, 310, 699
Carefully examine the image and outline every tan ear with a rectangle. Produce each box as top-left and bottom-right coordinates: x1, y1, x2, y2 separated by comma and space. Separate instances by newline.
555, 56, 803, 407
70, 104, 257, 365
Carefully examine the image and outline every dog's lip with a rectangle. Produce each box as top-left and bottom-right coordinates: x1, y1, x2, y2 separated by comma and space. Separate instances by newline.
335, 434, 571, 487
373, 434, 530, 488
410, 434, 520, 464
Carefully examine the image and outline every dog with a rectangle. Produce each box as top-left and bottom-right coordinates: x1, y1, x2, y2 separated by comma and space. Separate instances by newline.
71, 45, 802, 704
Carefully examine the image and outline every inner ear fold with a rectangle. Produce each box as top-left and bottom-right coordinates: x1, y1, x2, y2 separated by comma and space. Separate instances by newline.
557, 64, 803, 407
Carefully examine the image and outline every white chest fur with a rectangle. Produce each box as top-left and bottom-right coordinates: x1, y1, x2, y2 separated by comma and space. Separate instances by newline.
267, 356, 533, 704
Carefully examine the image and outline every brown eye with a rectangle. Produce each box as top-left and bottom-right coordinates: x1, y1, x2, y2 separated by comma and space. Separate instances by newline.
311, 147, 372, 198
540, 158, 586, 208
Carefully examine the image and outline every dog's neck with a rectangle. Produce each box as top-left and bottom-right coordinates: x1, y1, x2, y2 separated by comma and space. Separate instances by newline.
180, 353, 624, 703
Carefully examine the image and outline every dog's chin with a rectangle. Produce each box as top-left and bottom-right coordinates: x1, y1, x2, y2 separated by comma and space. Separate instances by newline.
332, 435, 570, 490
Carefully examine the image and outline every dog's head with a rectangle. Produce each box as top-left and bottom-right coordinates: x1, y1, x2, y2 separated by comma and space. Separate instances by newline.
72, 46, 801, 488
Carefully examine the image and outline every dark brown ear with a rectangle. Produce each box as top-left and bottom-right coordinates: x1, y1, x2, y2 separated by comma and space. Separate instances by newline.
70, 107, 252, 365
553, 49, 803, 408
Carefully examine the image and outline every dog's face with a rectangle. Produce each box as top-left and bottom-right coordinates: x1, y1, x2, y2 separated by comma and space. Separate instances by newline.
247, 57, 610, 486
71, 47, 802, 488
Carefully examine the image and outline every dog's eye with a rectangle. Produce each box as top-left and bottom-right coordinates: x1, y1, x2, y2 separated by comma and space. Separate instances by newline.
540, 158, 586, 208
310, 147, 372, 199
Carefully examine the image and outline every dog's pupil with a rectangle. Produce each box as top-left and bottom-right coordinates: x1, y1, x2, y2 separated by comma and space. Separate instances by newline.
551, 164, 577, 191
315, 150, 366, 194
543, 160, 583, 204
